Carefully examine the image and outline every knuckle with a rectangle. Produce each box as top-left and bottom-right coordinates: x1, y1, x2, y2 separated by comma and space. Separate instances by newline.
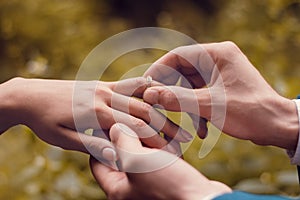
160, 90, 177, 106
135, 76, 147, 86
131, 118, 146, 130
110, 124, 121, 143
222, 41, 237, 48
94, 104, 106, 114
95, 87, 113, 99
172, 45, 188, 54
140, 102, 152, 114
10, 77, 25, 83
212, 41, 243, 66
172, 46, 183, 54
220, 41, 241, 55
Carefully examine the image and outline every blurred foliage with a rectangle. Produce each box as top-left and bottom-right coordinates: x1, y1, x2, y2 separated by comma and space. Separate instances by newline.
0, 0, 300, 199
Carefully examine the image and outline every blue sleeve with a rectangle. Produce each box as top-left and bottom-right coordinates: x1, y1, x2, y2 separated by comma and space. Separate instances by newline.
213, 191, 299, 200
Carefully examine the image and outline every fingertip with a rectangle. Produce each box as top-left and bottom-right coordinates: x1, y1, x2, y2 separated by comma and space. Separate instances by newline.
197, 126, 208, 139
179, 129, 194, 142
110, 123, 138, 142
102, 147, 117, 162
164, 143, 178, 155
110, 123, 123, 143
198, 131, 207, 139
143, 87, 160, 104
191, 117, 208, 139
110, 123, 142, 151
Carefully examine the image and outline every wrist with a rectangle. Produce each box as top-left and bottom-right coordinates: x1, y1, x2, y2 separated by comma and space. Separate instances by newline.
273, 97, 299, 150
0, 77, 27, 132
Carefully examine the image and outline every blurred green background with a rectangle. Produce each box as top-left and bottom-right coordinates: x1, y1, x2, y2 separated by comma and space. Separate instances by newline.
1, 0, 300, 199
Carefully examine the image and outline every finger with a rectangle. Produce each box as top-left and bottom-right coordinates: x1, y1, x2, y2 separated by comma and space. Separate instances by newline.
110, 123, 144, 151
91, 129, 119, 169
143, 86, 211, 119
164, 134, 183, 158
93, 129, 110, 140
144, 44, 214, 85
109, 123, 150, 171
58, 126, 117, 162
188, 113, 208, 139
109, 77, 164, 98
93, 103, 170, 149
110, 123, 179, 173
180, 74, 206, 91
110, 108, 169, 149
144, 52, 181, 85
89, 156, 129, 195
198, 117, 208, 139
110, 92, 193, 142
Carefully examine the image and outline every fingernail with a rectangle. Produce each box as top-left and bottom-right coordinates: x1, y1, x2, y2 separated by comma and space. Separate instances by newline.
181, 129, 194, 142
102, 147, 117, 161
152, 104, 164, 109
166, 144, 178, 154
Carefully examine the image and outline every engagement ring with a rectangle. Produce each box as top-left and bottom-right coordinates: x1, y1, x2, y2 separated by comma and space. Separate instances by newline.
146, 76, 152, 88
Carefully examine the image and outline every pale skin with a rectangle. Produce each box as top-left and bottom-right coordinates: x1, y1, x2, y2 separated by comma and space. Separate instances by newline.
0, 76, 221, 199
90, 123, 232, 200
1, 41, 299, 199
90, 41, 299, 199
0, 77, 191, 160
143, 41, 299, 151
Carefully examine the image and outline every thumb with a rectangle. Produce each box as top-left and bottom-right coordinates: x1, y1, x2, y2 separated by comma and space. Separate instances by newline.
143, 86, 211, 118
110, 123, 178, 173
109, 123, 148, 172
110, 123, 144, 152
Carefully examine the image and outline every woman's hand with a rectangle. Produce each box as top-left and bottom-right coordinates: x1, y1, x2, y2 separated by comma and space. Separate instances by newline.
0, 77, 191, 160
143, 42, 299, 150
90, 123, 231, 200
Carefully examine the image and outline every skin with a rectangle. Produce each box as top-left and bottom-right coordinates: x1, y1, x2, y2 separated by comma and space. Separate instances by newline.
90, 42, 298, 199
90, 123, 232, 200
0, 77, 191, 160
143, 41, 299, 150
1, 41, 298, 199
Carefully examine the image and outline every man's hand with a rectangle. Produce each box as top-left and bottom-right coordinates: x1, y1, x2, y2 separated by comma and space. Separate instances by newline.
144, 42, 299, 150
90, 123, 231, 200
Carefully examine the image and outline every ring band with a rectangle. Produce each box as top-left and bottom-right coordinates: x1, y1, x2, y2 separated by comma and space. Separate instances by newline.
146, 76, 152, 88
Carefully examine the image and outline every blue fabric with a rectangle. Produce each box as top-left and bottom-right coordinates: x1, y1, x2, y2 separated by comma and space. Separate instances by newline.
213, 191, 299, 200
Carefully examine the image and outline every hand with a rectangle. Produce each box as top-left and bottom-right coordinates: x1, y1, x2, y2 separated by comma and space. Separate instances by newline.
0, 77, 191, 160
90, 123, 231, 200
144, 42, 299, 150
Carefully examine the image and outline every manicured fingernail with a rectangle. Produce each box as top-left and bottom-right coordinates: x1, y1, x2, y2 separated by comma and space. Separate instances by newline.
102, 147, 117, 161
181, 129, 194, 142
166, 144, 178, 154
